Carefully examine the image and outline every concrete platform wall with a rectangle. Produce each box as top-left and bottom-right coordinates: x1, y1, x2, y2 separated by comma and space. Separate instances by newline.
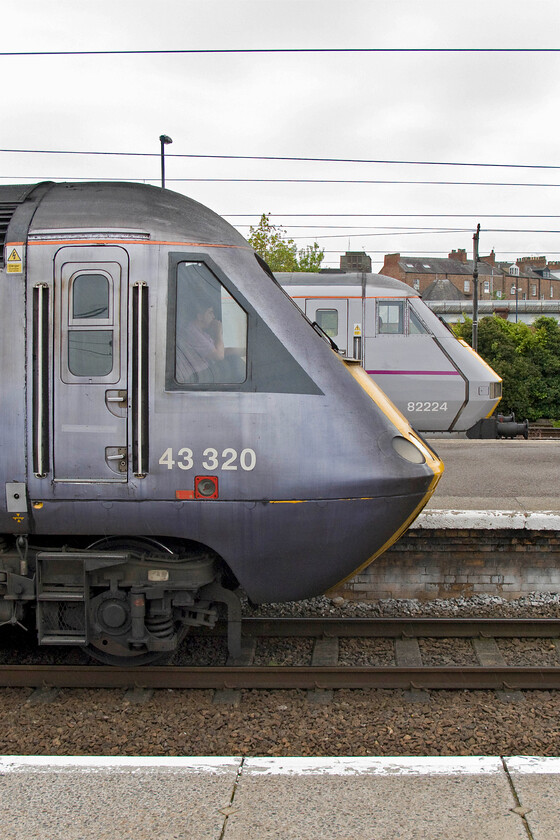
336, 528, 560, 601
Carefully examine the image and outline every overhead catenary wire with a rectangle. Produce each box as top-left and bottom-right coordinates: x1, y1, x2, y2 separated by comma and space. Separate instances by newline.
233, 219, 560, 226
2, 148, 560, 170
2, 149, 558, 263
1, 47, 560, 56
320, 250, 560, 255
1, 183, 557, 220
84, 178, 560, 187
288, 228, 560, 240
226, 214, 560, 219
0, 185, 555, 220
290, 229, 474, 240
2, 177, 557, 234
1, 174, 558, 188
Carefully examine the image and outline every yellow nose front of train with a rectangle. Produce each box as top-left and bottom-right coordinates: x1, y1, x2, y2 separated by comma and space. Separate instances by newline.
327, 359, 444, 589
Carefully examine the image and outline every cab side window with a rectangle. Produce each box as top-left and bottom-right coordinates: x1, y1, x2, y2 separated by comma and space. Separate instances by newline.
377, 301, 404, 335
408, 305, 428, 335
174, 262, 247, 385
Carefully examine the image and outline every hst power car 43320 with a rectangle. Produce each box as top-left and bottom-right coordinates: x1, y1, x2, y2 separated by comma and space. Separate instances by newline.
0, 181, 442, 664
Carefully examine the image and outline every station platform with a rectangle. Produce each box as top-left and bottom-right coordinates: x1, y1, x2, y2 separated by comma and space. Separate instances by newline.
0, 755, 558, 839
420, 439, 560, 525
337, 438, 560, 603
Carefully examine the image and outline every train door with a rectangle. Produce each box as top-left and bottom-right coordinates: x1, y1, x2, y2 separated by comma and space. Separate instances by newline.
304, 299, 348, 355
51, 246, 129, 482
366, 298, 466, 431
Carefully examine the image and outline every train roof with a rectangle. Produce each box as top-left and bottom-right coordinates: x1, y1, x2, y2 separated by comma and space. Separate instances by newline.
0, 184, 39, 204
275, 271, 418, 297
0, 181, 248, 249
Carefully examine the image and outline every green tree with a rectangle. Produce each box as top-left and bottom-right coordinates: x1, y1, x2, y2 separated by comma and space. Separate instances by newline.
248, 213, 324, 272
297, 242, 325, 272
452, 315, 560, 421
524, 317, 560, 419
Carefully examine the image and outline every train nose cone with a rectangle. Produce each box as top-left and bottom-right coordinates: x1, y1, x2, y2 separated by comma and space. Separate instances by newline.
375, 427, 443, 499
321, 435, 443, 596
368, 427, 443, 545
392, 434, 430, 464
346, 360, 444, 504
316, 362, 444, 594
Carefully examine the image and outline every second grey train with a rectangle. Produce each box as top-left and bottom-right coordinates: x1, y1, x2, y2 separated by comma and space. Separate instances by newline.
277, 271, 502, 434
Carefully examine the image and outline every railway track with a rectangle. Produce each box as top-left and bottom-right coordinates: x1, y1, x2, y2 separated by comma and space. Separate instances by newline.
528, 425, 560, 439
2, 617, 560, 691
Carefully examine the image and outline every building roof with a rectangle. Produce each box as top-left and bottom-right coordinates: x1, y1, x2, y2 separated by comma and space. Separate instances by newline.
422, 278, 465, 301
395, 255, 544, 281
396, 256, 499, 277
495, 262, 543, 280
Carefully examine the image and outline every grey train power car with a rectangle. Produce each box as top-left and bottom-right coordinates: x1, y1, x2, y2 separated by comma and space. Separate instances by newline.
277, 272, 502, 434
0, 182, 442, 664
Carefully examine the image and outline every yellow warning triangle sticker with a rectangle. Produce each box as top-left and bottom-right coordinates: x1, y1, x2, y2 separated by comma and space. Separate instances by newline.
7, 248, 21, 262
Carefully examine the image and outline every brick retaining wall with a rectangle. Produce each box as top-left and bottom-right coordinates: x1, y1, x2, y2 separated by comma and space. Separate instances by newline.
335, 529, 560, 601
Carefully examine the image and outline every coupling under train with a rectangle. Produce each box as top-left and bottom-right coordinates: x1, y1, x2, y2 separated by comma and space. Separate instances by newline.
0, 181, 442, 664
277, 272, 502, 434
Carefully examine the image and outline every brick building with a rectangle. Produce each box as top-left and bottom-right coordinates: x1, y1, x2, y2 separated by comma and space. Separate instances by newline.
380, 250, 560, 301
340, 251, 372, 272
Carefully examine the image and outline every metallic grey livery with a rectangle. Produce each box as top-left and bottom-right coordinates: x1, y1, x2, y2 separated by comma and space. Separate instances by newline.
277, 272, 502, 432
0, 182, 441, 664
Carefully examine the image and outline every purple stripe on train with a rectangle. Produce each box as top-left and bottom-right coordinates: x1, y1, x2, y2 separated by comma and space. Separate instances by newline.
367, 370, 461, 376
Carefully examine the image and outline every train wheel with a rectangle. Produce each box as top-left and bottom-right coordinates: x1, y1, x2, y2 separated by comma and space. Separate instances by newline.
83, 637, 176, 667
82, 536, 185, 667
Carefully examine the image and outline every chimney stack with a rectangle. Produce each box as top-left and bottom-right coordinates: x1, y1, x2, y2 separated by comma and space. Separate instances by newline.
448, 248, 467, 263
480, 250, 496, 266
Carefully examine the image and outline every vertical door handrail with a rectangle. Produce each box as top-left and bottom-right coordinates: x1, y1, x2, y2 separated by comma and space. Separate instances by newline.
32, 283, 50, 477
132, 282, 149, 477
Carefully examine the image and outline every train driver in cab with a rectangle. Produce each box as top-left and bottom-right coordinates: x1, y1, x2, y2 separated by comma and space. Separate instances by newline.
176, 298, 225, 383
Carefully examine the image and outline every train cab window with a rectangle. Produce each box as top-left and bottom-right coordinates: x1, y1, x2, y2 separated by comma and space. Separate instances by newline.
174, 262, 247, 385
65, 271, 116, 379
408, 306, 428, 335
315, 308, 338, 338
377, 301, 404, 335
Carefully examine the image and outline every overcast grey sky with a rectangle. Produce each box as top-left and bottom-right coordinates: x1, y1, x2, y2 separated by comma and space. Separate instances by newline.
3, 0, 560, 268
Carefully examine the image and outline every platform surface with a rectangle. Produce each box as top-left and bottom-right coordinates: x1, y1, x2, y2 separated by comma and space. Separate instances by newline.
1, 755, 559, 840
420, 439, 560, 527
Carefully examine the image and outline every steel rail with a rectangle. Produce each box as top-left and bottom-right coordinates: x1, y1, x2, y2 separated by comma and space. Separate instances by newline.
212, 616, 560, 638
1, 617, 559, 692
529, 426, 560, 439
1, 664, 560, 690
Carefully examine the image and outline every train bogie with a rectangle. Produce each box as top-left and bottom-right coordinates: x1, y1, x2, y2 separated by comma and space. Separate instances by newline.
0, 183, 442, 663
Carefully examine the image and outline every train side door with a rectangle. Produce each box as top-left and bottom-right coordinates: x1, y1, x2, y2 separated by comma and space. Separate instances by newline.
304, 299, 348, 355
51, 246, 129, 483
366, 298, 465, 431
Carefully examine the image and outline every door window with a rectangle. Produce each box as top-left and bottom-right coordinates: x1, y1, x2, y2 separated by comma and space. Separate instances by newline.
62, 269, 119, 382
315, 308, 338, 338
71, 274, 111, 320
68, 330, 114, 377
